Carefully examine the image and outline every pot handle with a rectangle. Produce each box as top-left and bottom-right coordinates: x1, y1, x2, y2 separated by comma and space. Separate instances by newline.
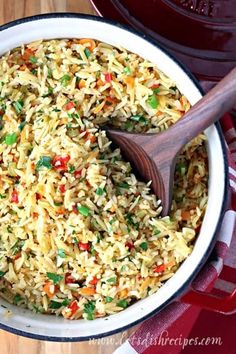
181, 286, 236, 314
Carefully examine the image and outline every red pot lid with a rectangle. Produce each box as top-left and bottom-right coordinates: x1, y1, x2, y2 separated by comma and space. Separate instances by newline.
91, 0, 236, 82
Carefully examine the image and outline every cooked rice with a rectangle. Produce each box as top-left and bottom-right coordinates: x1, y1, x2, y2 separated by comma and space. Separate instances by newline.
0, 39, 208, 320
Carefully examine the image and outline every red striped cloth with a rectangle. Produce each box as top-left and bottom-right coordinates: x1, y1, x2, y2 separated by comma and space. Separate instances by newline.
115, 114, 236, 354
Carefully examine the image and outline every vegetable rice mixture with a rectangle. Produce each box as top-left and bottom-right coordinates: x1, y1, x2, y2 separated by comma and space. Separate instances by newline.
0, 39, 208, 320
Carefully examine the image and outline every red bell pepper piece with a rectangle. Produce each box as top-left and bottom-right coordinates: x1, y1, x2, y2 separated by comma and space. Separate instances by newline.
11, 189, 19, 203
125, 241, 134, 250
104, 73, 112, 82
65, 101, 75, 111
153, 264, 166, 273
68, 300, 79, 315
59, 184, 66, 193
89, 276, 98, 285
74, 170, 82, 179
79, 242, 90, 251
65, 272, 76, 284
52, 155, 70, 171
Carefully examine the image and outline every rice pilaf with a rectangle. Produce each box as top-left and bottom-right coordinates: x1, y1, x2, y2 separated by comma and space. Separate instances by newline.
0, 39, 208, 320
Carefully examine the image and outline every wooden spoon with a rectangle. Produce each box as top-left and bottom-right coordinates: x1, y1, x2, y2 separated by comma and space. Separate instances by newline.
106, 67, 236, 216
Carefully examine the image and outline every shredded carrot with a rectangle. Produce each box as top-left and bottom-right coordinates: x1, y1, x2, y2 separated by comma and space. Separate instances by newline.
109, 206, 116, 213
117, 288, 128, 299
124, 76, 134, 87
78, 79, 86, 89
88, 134, 96, 143
153, 264, 165, 273
43, 282, 55, 298
180, 96, 190, 112
181, 210, 191, 221
104, 96, 117, 109
22, 48, 35, 61
19, 65, 27, 71
79, 287, 96, 296
140, 277, 151, 292
96, 79, 105, 87
154, 261, 175, 273
56, 209, 66, 215
14, 252, 21, 261
86, 180, 91, 188
79, 38, 96, 51
66, 40, 73, 48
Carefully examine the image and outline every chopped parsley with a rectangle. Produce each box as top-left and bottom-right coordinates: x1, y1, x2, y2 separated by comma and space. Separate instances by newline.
18, 121, 26, 131
123, 66, 131, 75
49, 299, 69, 309
83, 300, 95, 320
147, 94, 159, 109
84, 48, 91, 59
42, 87, 53, 97
109, 217, 116, 225
107, 277, 116, 284
176, 162, 187, 176
125, 213, 139, 229
96, 187, 104, 196
54, 202, 63, 206
33, 305, 43, 313
140, 242, 148, 251
7, 225, 13, 233
60, 74, 71, 87
117, 182, 129, 189
46, 272, 63, 285
36, 156, 52, 170
58, 249, 66, 258
124, 120, 134, 131
105, 296, 113, 303
11, 239, 25, 255
120, 265, 126, 272
77, 205, 91, 217
68, 165, 76, 173
0, 271, 6, 277
90, 246, 97, 256
29, 56, 38, 64
152, 87, 160, 94
117, 300, 128, 308
5, 133, 17, 145
72, 237, 78, 244
13, 100, 24, 114
130, 115, 147, 125
47, 68, 52, 78
13, 294, 23, 305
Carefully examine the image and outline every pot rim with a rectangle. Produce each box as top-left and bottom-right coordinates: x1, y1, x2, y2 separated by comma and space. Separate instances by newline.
0, 13, 229, 341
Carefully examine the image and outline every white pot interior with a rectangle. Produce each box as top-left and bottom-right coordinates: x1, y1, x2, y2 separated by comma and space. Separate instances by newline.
0, 15, 226, 340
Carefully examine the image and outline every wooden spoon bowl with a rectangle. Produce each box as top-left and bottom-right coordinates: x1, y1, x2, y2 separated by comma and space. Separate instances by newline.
107, 67, 236, 215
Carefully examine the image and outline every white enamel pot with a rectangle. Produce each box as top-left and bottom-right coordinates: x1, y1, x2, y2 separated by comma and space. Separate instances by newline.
0, 14, 229, 341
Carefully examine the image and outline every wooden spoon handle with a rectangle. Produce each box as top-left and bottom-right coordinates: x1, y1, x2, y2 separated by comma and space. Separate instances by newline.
168, 66, 236, 148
